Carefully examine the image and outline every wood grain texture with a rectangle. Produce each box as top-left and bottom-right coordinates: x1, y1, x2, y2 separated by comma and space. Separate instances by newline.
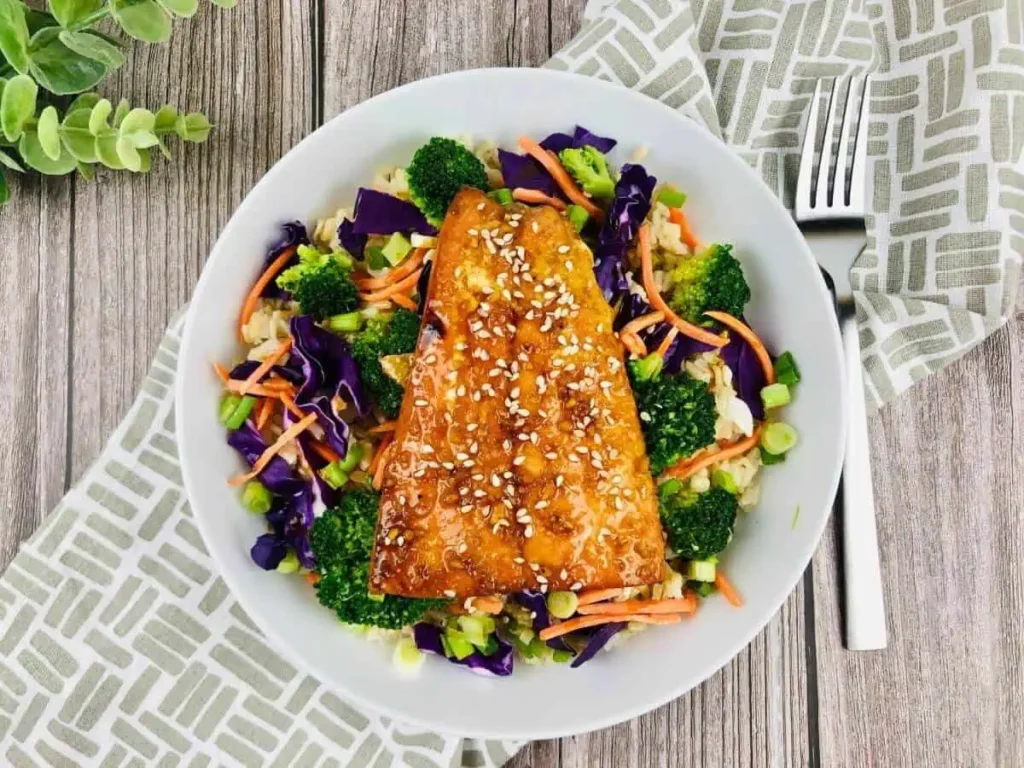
0, 0, 1020, 765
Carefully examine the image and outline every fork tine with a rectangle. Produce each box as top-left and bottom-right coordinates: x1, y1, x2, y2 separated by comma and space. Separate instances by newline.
833, 79, 857, 208
815, 78, 840, 209
797, 79, 823, 212
849, 76, 870, 214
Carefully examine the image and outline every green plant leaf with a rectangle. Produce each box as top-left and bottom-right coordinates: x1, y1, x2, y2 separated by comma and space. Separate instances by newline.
58, 30, 125, 69
59, 107, 97, 162
0, 146, 22, 171
88, 97, 110, 134
37, 104, 60, 160
119, 107, 159, 148
19, 128, 77, 174
24, 9, 61, 34
49, 0, 104, 28
76, 160, 93, 180
1, 74, 37, 141
137, 146, 150, 171
0, 171, 9, 204
156, 0, 198, 18
112, 98, 128, 126
209, 0, 237, 7
28, 27, 107, 94
0, 0, 31, 75
176, 111, 210, 142
108, 0, 171, 44
66, 90, 100, 112
115, 133, 140, 170
95, 131, 122, 168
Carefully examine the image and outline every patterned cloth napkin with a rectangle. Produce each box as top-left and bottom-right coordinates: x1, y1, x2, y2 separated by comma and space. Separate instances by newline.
0, 2, 1019, 766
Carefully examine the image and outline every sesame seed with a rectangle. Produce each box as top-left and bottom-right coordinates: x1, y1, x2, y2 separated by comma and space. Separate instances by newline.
568, 454, 580, 464
514, 557, 526, 564
468, 228, 479, 236
513, 455, 526, 466
535, 500, 548, 509
640, 412, 651, 422
420, 445, 434, 454
472, 473, 484, 481
556, 475, 564, 487
460, 504, 472, 513
531, 221, 539, 233
414, 399, 429, 407
445, 589, 457, 597
442, 461, 455, 470
571, 581, 583, 591
559, 568, 568, 580
535, 573, 547, 583
458, 543, 468, 554
473, 489, 487, 498
557, 245, 570, 254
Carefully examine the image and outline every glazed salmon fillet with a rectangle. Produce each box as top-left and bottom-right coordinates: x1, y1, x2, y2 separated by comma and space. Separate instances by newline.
369, 188, 664, 599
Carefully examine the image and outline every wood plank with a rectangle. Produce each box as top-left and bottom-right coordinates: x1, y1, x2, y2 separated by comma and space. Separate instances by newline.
813, 313, 1024, 766
67, 0, 315, 479
0, 174, 73, 571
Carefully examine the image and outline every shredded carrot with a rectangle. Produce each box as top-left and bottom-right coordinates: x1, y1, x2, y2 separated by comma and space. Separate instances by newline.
309, 439, 341, 464
539, 612, 681, 641
620, 310, 665, 338
638, 224, 728, 348
661, 426, 764, 482
239, 246, 297, 341
518, 136, 604, 221
368, 435, 393, 482
390, 293, 418, 311
354, 248, 426, 291
704, 311, 776, 385
260, 379, 295, 393
214, 363, 231, 384
656, 327, 679, 357
358, 268, 423, 304
576, 596, 697, 616
305, 571, 320, 586
715, 571, 743, 607
224, 380, 287, 398
620, 330, 647, 357
239, 339, 292, 395
511, 187, 568, 211
278, 392, 307, 421
368, 421, 397, 434
371, 442, 393, 490
228, 412, 318, 486
255, 397, 275, 430
468, 596, 505, 614
667, 207, 701, 252
576, 588, 623, 607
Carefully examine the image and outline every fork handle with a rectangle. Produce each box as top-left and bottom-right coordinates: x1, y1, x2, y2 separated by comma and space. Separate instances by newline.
840, 313, 887, 650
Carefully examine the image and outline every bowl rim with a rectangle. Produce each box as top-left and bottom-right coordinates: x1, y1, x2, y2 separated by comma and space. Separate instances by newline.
177, 66, 847, 740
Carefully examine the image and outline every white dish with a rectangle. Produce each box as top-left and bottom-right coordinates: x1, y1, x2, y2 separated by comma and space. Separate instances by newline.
177, 68, 846, 740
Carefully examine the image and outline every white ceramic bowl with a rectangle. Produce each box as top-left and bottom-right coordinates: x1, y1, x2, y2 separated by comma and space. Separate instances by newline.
177, 68, 846, 740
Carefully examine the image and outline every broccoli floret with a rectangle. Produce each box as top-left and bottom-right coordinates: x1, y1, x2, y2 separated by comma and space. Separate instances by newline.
277, 245, 359, 319
629, 357, 716, 474
659, 486, 738, 560
668, 243, 750, 325
406, 137, 489, 226
351, 308, 421, 418
558, 145, 615, 200
309, 488, 441, 630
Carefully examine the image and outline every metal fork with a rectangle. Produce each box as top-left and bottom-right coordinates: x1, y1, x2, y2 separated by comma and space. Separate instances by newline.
795, 76, 887, 651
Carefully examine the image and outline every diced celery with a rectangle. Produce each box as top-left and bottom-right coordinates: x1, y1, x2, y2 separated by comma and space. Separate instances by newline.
328, 312, 363, 333
392, 637, 425, 675
687, 559, 716, 582
319, 462, 348, 490
693, 581, 716, 598
712, 470, 737, 494
276, 552, 300, 574
566, 204, 589, 232
546, 591, 579, 619
553, 649, 575, 663
222, 395, 257, 430
457, 615, 495, 648
773, 351, 801, 386
760, 382, 791, 410
444, 628, 475, 660
381, 232, 413, 266
242, 481, 273, 514
477, 636, 500, 656
488, 188, 513, 205
657, 186, 687, 208
338, 443, 364, 473
219, 394, 241, 424
761, 422, 798, 456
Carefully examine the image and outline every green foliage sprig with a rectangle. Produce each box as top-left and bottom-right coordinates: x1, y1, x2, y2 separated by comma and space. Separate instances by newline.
0, 0, 236, 205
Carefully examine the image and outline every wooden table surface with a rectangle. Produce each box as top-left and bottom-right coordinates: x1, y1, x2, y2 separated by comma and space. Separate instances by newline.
1, 2, 1021, 765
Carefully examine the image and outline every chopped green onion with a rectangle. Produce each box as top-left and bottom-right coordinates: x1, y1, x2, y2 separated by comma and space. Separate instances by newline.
444, 628, 475, 660
553, 649, 575, 663
327, 312, 363, 333
566, 204, 590, 232
440, 633, 453, 658
693, 581, 716, 598
367, 591, 385, 603
276, 552, 300, 574
488, 188, 513, 205
687, 559, 716, 582
477, 635, 500, 656
366, 245, 387, 270
242, 481, 273, 514
457, 615, 496, 648
546, 591, 579, 619
338, 443, 364, 473
712, 469, 737, 494
221, 395, 257, 430
760, 382, 791, 410
382, 232, 412, 266
319, 462, 349, 490
657, 186, 687, 209
774, 351, 801, 386
218, 394, 242, 425
392, 636, 425, 674
761, 422, 798, 456
658, 478, 683, 500
760, 447, 786, 465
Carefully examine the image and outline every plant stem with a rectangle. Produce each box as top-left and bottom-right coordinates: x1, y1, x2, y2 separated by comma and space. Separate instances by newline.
69, 7, 112, 30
